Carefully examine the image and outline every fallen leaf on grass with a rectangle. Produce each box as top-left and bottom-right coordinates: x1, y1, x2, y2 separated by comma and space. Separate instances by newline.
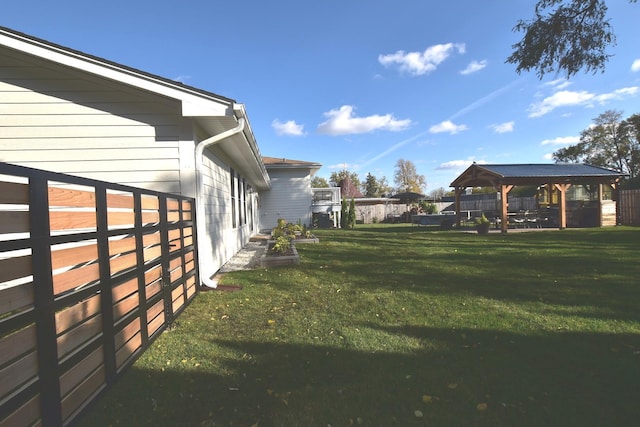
422, 395, 433, 403
414, 410, 423, 418
477, 403, 488, 411
447, 383, 458, 389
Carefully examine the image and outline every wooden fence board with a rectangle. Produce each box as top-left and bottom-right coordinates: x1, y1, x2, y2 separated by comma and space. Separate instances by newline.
56, 315, 103, 359
108, 237, 137, 257
0, 283, 34, 315
105, 192, 134, 209
0, 351, 38, 398
0, 395, 41, 427
0, 211, 29, 233
0, 254, 32, 283
115, 331, 142, 369
1, 161, 198, 426
0, 324, 36, 365
142, 231, 162, 247
113, 293, 139, 321
0, 181, 29, 204
55, 295, 101, 335
50, 211, 96, 231
619, 189, 640, 225
140, 195, 159, 210
115, 318, 141, 352
59, 347, 103, 397
48, 187, 95, 208
53, 263, 100, 295
109, 252, 138, 276
147, 300, 165, 337
51, 244, 98, 270
143, 246, 163, 263
60, 366, 106, 421
112, 277, 138, 303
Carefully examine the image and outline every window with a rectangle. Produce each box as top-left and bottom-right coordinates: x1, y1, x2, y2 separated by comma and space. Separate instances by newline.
241, 179, 248, 226
230, 168, 237, 228
313, 190, 334, 202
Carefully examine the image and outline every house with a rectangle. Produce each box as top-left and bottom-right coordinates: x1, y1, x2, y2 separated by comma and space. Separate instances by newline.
0, 26, 273, 287
260, 156, 321, 230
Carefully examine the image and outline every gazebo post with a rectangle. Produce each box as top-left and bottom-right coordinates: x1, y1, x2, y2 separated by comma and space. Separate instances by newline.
500, 184, 513, 233
454, 187, 464, 228
554, 183, 571, 229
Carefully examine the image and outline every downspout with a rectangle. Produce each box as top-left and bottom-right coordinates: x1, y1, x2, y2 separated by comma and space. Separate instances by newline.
196, 116, 245, 288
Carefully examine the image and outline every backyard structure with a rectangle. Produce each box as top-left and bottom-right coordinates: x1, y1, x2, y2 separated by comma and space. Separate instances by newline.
450, 163, 628, 232
311, 187, 342, 228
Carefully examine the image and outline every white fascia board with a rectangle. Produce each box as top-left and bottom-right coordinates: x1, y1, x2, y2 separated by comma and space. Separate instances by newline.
0, 30, 232, 117
234, 104, 271, 189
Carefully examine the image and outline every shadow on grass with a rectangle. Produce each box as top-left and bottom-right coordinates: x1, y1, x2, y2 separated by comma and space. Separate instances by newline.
77, 326, 640, 427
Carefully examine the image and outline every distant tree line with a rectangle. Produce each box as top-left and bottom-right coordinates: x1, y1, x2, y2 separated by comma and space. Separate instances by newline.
553, 110, 640, 188
311, 159, 445, 199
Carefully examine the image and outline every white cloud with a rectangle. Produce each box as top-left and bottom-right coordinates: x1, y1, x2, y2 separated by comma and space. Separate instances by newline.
437, 159, 486, 170
378, 43, 465, 76
429, 120, 468, 135
529, 90, 594, 117
631, 59, 640, 72
543, 152, 554, 160
543, 79, 572, 90
491, 121, 514, 133
528, 86, 639, 117
460, 60, 487, 75
328, 162, 355, 170
594, 87, 639, 103
540, 136, 580, 146
317, 105, 412, 135
272, 119, 305, 136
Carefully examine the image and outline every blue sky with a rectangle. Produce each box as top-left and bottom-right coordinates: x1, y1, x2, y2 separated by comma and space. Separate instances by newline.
4, 1, 640, 192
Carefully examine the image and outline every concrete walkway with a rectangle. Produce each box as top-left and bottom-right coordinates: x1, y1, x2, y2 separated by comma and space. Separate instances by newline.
217, 234, 269, 273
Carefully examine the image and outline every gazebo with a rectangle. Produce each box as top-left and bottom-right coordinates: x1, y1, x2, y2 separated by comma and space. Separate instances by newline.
450, 163, 627, 233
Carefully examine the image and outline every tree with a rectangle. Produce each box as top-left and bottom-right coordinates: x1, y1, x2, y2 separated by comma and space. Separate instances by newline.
330, 170, 361, 190
311, 176, 329, 188
363, 173, 393, 197
393, 159, 426, 193
348, 198, 357, 229
340, 198, 349, 229
620, 113, 640, 187
507, 0, 637, 79
428, 187, 447, 201
553, 110, 640, 181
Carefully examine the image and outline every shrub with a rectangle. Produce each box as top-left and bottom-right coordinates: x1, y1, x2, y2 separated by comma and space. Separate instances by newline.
270, 235, 292, 254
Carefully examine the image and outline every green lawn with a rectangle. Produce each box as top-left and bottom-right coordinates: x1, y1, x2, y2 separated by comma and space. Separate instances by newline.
78, 226, 640, 426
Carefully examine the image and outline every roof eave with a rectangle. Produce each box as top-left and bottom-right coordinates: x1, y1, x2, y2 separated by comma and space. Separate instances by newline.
0, 26, 234, 116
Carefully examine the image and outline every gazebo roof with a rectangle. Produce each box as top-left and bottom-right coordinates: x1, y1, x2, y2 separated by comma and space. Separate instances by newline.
450, 163, 627, 188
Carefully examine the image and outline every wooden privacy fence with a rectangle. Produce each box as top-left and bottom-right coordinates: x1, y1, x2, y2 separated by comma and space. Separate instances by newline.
619, 189, 640, 225
0, 162, 199, 426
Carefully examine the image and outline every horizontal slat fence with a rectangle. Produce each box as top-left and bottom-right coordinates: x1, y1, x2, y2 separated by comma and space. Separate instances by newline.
0, 162, 198, 427
619, 189, 640, 225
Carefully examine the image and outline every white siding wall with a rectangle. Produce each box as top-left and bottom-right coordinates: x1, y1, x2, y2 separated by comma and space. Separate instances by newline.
0, 46, 186, 193
0, 45, 255, 276
260, 168, 313, 230
199, 149, 254, 274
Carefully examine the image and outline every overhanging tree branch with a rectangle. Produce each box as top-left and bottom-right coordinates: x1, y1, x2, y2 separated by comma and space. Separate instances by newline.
507, 0, 637, 79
